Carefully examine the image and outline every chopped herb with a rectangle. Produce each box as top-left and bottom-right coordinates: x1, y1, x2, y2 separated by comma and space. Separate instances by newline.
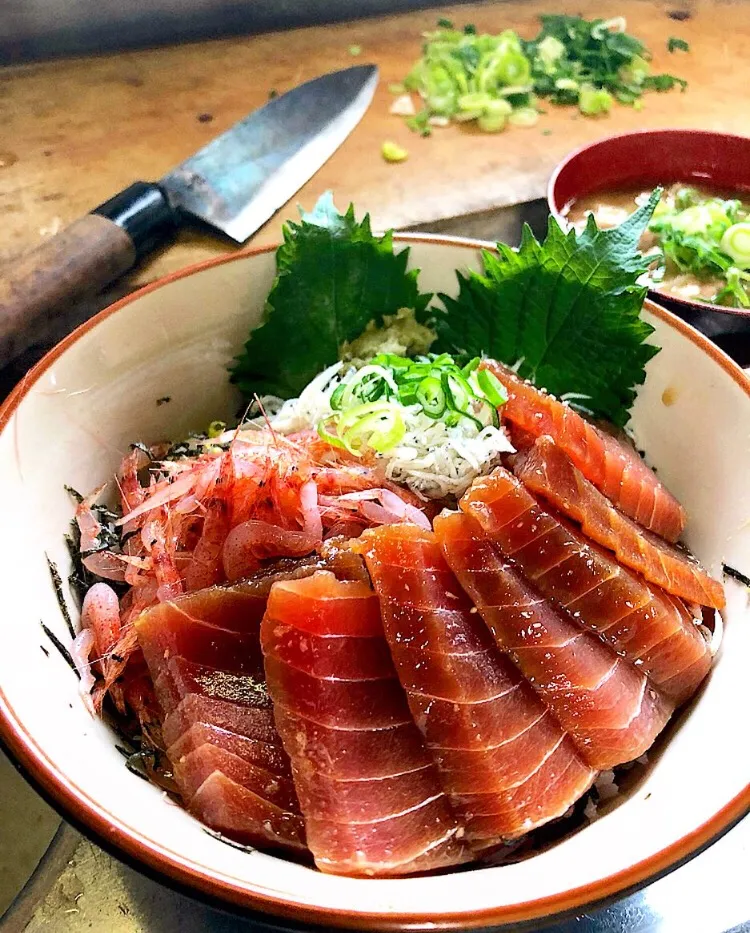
434, 190, 662, 427
723, 563, 750, 587
541, 128, 553, 135
667, 9, 691, 21
667, 36, 690, 52
230, 193, 431, 400
406, 110, 432, 136
381, 140, 409, 162
647, 189, 750, 308
348, 44, 362, 56
155, 396, 172, 406
64, 484, 84, 504
207, 420, 227, 438
40, 621, 78, 676
268, 88, 278, 99
47, 555, 75, 637
398, 14, 687, 133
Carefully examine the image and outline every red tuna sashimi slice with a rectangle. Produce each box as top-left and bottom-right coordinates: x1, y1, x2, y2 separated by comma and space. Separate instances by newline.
513, 436, 725, 610
153, 657, 271, 716
190, 772, 307, 852
135, 588, 305, 854
262, 571, 470, 877
174, 744, 299, 809
438, 511, 673, 771
462, 469, 712, 705
162, 695, 279, 749
482, 360, 686, 542
359, 524, 595, 850
167, 723, 291, 778
136, 607, 265, 680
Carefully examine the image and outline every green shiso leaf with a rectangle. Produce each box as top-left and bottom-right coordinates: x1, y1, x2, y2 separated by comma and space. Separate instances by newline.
229, 193, 432, 399
433, 190, 662, 427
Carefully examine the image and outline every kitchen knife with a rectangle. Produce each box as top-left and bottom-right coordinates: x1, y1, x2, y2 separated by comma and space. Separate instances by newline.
0, 64, 378, 364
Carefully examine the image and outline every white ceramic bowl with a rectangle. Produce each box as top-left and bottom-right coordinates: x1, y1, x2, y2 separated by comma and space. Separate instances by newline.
0, 237, 749, 931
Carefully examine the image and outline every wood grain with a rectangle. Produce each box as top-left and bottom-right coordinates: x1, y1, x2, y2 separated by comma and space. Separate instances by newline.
0, 215, 135, 361
1, 0, 749, 299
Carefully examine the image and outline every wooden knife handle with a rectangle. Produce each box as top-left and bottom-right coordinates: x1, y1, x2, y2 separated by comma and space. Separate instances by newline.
0, 182, 177, 365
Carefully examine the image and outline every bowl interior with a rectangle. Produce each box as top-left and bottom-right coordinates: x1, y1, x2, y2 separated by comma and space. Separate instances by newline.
0, 240, 749, 930
548, 129, 750, 333
549, 129, 750, 214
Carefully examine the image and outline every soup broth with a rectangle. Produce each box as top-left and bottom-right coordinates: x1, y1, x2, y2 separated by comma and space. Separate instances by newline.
564, 183, 750, 308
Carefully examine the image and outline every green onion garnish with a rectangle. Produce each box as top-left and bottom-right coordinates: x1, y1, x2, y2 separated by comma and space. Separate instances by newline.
318, 352, 509, 455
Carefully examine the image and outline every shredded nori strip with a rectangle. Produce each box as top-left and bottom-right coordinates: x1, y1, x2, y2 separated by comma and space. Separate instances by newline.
723, 563, 750, 588
40, 621, 78, 677
46, 554, 75, 637
115, 746, 154, 782
202, 827, 258, 853
65, 528, 91, 609
64, 484, 84, 504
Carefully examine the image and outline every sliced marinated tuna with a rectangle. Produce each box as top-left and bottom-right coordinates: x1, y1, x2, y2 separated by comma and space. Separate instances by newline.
512, 436, 725, 609
482, 360, 686, 542
437, 511, 674, 770
135, 584, 305, 854
359, 523, 596, 851
262, 571, 471, 876
461, 468, 712, 705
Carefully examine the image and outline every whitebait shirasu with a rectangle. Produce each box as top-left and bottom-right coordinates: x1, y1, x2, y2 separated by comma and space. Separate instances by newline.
248, 359, 514, 499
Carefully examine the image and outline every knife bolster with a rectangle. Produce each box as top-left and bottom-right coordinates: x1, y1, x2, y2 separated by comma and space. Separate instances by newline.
93, 182, 178, 259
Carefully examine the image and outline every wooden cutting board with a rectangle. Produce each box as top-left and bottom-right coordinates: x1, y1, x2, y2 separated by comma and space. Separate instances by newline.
1, 0, 749, 295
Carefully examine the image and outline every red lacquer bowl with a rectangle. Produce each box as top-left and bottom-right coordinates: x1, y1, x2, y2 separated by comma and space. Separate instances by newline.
548, 129, 750, 365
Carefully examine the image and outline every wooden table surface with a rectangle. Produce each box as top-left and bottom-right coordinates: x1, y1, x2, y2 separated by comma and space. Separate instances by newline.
1, 0, 749, 295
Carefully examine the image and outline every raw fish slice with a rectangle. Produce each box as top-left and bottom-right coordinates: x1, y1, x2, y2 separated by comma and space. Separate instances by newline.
437, 512, 673, 770
359, 524, 595, 849
481, 360, 686, 542
462, 469, 711, 704
513, 436, 725, 609
154, 657, 271, 716
167, 723, 290, 777
303, 797, 465, 877
190, 772, 307, 853
162, 694, 280, 749
174, 744, 299, 809
262, 571, 470, 876
263, 655, 415, 729
137, 608, 265, 680
135, 577, 305, 855
272, 708, 430, 781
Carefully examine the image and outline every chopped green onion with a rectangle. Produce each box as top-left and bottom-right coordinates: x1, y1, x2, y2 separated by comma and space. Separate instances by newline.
508, 107, 539, 127
329, 383, 347, 410
476, 368, 509, 407
721, 223, 750, 269
416, 376, 447, 417
578, 84, 613, 116
208, 420, 227, 438
338, 402, 406, 454
382, 140, 409, 163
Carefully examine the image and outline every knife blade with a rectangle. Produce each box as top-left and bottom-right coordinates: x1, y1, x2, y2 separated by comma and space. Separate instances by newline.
165, 65, 378, 243
0, 64, 378, 365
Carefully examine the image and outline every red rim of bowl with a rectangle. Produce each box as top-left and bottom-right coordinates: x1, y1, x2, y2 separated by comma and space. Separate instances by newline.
0, 237, 749, 931
547, 128, 750, 322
